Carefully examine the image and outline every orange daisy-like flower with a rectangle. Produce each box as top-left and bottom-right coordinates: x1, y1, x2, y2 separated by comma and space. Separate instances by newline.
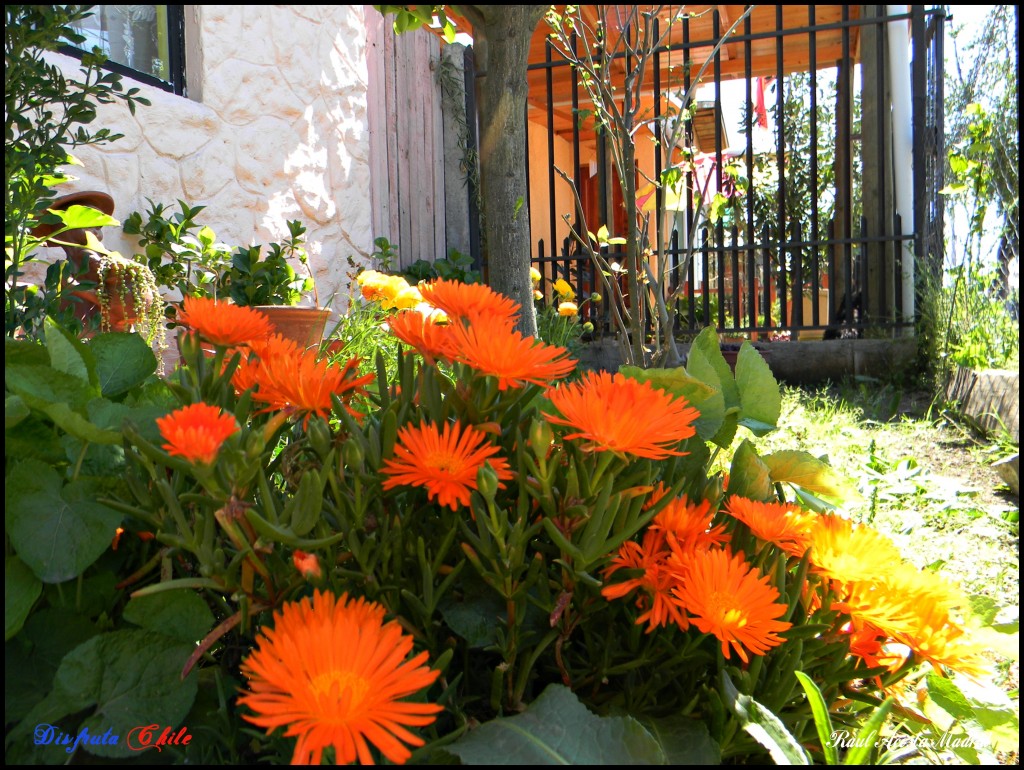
292, 550, 322, 581
248, 344, 374, 423
156, 403, 239, 465
672, 548, 792, 663
448, 314, 577, 390
725, 497, 817, 558
239, 590, 442, 765
387, 309, 457, 363
380, 421, 513, 510
602, 529, 688, 631
544, 371, 700, 459
231, 334, 301, 395
176, 296, 274, 347
652, 494, 729, 554
418, 279, 520, 324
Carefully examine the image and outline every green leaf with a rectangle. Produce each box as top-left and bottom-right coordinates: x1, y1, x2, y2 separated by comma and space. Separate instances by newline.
728, 440, 772, 502
438, 591, 504, 649
5, 394, 30, 429
735, 343, 780, 436
5, 363, 99, 411
721, 670, 811, 764
49, 203, 120, 231
123, 590, 215, 644
45, 318, 96, 387
448, 684, 666, 764
6, 461, 122, 583
5, 556, 42, 641
88, 332, 157, 397
620, 366, 725, 441
842, 698, 894, 765
763, 451, 860, 503
13, 630, 198, 759
794, 671, 839, 765
689, 327, 739, 408
638, 714, 721, 764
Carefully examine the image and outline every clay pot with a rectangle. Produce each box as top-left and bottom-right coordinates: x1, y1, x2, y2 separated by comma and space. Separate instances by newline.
254, 306, 331, 349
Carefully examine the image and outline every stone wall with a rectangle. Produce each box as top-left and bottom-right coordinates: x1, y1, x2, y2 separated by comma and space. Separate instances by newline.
36, 5, 377, 314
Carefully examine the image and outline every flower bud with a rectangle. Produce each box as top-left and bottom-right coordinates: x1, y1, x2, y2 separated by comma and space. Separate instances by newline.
342, 437, 365, 469
476, 463, 500, 502
307, 416, 332, 459
292, 550, 322, 580
590, 292, 602, 303
529, 419, 554, 455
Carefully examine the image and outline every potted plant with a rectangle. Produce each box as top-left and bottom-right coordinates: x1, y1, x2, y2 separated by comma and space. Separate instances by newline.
223, 219, 329, 348
125, 203, 329, 348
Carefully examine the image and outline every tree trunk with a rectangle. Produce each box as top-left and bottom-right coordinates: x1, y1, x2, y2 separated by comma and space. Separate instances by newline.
472, 6, 545, 336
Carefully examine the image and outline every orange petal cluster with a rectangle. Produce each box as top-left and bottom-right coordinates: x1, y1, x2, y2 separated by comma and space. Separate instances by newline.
239, 590, 442, 765
156, 402, 239, 465
176, 296, 273, 347
544, 371, 700, 459
380, 420, 513, 510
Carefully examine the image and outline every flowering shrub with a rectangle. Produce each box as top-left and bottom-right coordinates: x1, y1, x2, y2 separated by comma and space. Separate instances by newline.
4, 280, 1004, 765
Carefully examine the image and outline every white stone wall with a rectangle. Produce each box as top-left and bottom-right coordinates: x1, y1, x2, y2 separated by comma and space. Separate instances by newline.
38, 5, 376, 313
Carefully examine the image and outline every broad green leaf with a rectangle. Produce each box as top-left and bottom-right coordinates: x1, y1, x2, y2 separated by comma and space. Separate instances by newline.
5, 414, 67, 464
44, 318, 96, 387
5, 337, 50, 367
448, 684, 667, 764
13, 630, 197, 760
952, 674, 1019, 754
689, 327, 739, 408
5, 556, 42, 641
123, 590, 216, 644
763, 451, 860, 503
49, 204, 120, 231
6, 461, 122, 583
5, 363, 99, 411
728, 440, 772, 502
6, 394, 30, 429
638, 714, 721, 764
735, 342, 780, 436
721, 670, 811, 764
41, 401, 123, 444
88, 332, 158, 397
794, 671, 839, 765
620, 365, 725, 441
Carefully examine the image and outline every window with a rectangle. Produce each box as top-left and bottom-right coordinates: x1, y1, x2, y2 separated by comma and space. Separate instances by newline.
62, 5, 186, 95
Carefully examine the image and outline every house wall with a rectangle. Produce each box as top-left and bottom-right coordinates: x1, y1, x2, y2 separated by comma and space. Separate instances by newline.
37, 5, 376, 313
527, 120, 578, 264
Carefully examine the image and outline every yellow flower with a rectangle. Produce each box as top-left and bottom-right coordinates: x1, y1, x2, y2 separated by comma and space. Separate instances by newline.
533, 290, 544, 301
553, 278, 575, 300
558, 301, 578, 317
530, 267, 542, 284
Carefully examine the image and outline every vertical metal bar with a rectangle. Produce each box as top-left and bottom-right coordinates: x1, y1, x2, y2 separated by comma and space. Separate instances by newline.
731, 225, 740, 329
545, 39, 558, 280
571, 31, 582, 242
744, 7, 757, 330
876, 5, 888, 324
701, 229, 711, 326
792, 221, 803, 328
762, 226, 773, 328
808, 5, 820, 328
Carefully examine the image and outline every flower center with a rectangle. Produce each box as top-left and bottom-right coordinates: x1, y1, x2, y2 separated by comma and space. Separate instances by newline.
311, 668, 371, 710
709, 592, 748, 629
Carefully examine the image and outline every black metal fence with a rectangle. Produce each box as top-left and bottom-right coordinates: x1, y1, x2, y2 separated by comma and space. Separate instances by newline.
527, 5, 946, 340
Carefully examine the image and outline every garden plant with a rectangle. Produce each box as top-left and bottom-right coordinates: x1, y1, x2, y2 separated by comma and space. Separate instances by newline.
5, 277, 1009, 764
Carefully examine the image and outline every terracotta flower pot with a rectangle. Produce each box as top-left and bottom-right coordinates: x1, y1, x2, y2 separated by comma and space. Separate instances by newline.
254, 306, 331, 349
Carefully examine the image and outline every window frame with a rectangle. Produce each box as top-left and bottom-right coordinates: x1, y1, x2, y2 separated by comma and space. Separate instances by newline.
59, 5, 187, 96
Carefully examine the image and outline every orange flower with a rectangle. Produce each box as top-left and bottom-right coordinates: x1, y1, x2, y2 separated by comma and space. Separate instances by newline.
557, 301, 578, 317
602, 529, 689, 631
248, 344, 373, 423
448, 314, 576, 390
239, 590, 442, 765
381, 421, 513, 510
292, 550, 322, 580
387, 309, 457, 363
544, 372, 700, 459
652, 494, 729, 554
156, 403, 239, 465
725, 498, 817, 558
231, 334, 301, 395
672, 548, 791, 663
419, 279, 520, 324
176, 296, 273, 347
